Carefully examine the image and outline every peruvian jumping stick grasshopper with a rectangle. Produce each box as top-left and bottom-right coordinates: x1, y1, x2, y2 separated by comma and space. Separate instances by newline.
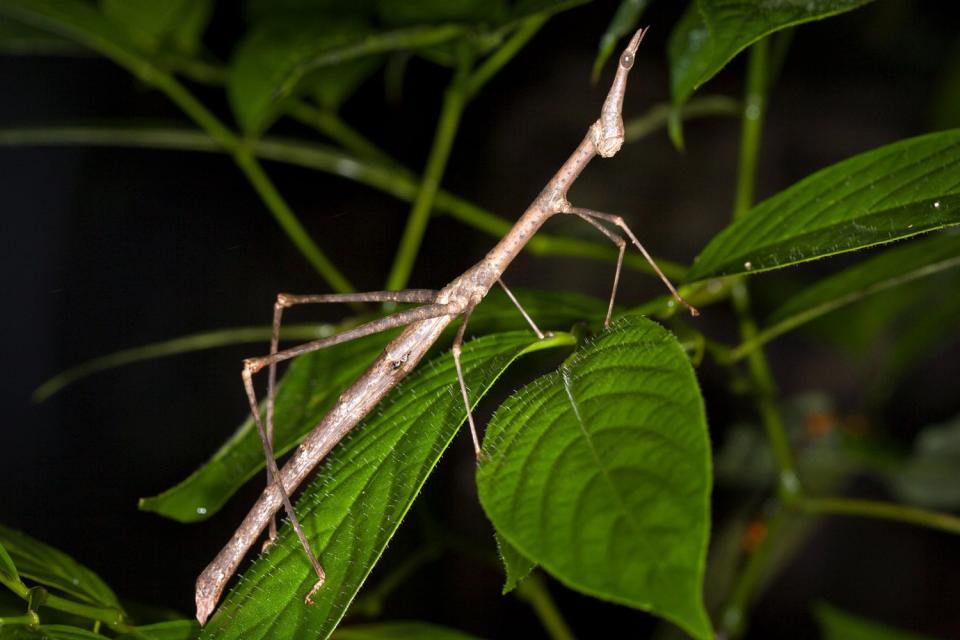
195, 28, 697, 624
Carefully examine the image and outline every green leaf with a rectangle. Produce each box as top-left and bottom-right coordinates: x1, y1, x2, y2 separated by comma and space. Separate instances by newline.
476, 315, 712, 640
495, 532, 535, 594
687, 130, 960, 281
0, 542, 19, 587
142, 289, 605, 523
333, 622, 483, 639
119, 621, 200, 640
736, 232, 960, 357
815, 602, 935, 640
0, 0, 159, 81
228, 19, 461, 134
228, 16, 385, 133
100, 0, 213, 56
668, 0, 874, 106
200, 330, 576, 639
0, 526, 120, 610
377, 0, 507, 26
592, 0, 651, 82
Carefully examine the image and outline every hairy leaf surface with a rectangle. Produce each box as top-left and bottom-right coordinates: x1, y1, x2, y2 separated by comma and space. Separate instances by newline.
495, 532, 535, 594
141, 290, 604, 522
688, 130, 960, 281
477, 316, 712, 640
668, 0, 874, 106
0, 526, 119, 610
201, 331, 575, 639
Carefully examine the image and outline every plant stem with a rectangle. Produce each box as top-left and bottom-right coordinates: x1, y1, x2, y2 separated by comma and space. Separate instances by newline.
717, 508, 788, 639
797, 497, 960, 535
732, 37, 769, 221
623, 95, 740, 142
727, 38, 800, 500
33, 323, 333, 402
466, 15, 546, 98
731, 282, 800, 499
717, 37, 799, 640
234, 149, 355, 293
514, 573, 576, 640
386, 48, 472, 290
0, 124, 688, 281
286, 101, 398, 168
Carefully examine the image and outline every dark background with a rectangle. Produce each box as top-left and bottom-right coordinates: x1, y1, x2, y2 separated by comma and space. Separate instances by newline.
3, 2, 960, 638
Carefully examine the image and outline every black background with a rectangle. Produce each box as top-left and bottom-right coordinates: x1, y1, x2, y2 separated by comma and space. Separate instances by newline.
3, 2, 960, 638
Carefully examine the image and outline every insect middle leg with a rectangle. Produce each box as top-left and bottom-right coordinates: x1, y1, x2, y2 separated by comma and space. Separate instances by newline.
243, 298, 452, 603
563, 206, 699, 319
262, 290, 437, 542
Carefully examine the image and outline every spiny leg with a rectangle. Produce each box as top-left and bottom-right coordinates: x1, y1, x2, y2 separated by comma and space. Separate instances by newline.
450, 302, 481, 459
243, 301, 453, 603
564, 211, 625, 327
263, 290, 438, 542
497, 278, 545, 339
566, 206, 699, 317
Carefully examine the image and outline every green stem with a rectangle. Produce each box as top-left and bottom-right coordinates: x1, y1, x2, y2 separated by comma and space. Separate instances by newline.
466, 15, 546, 98
286, 101, 398, 168
33, 323, 332, 402
732, 37, 769, 221
234, 149, 355, 293
731, 282, 800, 499
717, 509, 788, 639
718, 37, 799, 640
59, 26, 351, 292
386, 49, 473, 290
514, 573, 576, 640
42, 593, 127, 629
0, 124, 688, 281
623, 95, 740, 143
0, 614, 37, 625
797, 497, 960, 535
728, 38, 799, 500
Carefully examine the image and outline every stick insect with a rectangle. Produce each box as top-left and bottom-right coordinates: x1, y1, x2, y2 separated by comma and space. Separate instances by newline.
195, 28, 698, 625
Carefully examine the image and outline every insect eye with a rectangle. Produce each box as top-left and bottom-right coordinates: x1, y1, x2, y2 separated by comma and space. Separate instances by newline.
621, 52, 634, 69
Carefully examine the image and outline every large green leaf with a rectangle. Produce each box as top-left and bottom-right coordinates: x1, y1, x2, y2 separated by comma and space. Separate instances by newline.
141, 290, 604, 523
734, 232, 960, 357
100, 0, 212, 56
200, 330, 575, 639
476, 316, 712, 640
668, 0, 873, 106
0, 526, 120, 610
815, 602, 934, 640
687, 130, 960, 281
228, 16, 387, 134
228, 19, 462, 134
333, 622, 482, 639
